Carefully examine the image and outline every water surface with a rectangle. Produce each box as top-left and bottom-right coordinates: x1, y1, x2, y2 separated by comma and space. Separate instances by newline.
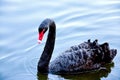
0, 0, 120, 80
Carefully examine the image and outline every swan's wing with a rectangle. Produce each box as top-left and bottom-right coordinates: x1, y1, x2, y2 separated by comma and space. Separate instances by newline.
49, 40, 101, 74
49, 48, 100, 74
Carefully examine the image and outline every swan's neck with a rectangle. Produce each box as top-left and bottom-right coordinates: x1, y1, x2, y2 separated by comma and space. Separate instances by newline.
38, 21, 56, 73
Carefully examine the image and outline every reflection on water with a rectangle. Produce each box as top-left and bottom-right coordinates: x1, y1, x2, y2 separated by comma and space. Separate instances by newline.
37, 63, 114, 80
37, 73, 48, 80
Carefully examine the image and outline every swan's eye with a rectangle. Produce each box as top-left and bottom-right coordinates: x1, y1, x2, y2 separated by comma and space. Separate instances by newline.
38, 29, 45, 44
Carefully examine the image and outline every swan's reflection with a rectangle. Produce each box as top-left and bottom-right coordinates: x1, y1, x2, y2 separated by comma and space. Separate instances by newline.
37, 73, 48, 80
37, 62, 114, 80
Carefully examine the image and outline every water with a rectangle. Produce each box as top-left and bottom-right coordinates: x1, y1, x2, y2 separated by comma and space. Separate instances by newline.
0, 0, 120, 80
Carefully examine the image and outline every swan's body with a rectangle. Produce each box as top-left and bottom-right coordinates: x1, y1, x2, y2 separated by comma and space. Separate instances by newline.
37, 19, 117, 74
49, 41, 100, 74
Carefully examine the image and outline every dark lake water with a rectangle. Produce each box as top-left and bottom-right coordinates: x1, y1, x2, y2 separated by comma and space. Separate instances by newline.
0, 0, 120, 80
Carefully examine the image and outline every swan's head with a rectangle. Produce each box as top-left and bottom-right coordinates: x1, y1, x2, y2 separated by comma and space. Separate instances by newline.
38, 19, 54, 43
38, 23, 48, 43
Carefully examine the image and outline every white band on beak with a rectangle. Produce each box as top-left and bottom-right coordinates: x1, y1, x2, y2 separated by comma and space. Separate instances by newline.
38, 40, 42, 44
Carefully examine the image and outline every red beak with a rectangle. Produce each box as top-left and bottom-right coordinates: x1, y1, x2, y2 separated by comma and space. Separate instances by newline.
38, 30, 44, 44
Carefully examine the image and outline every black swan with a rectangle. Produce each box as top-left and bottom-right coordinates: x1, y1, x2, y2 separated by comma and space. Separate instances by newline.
37, 18, 117, 74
